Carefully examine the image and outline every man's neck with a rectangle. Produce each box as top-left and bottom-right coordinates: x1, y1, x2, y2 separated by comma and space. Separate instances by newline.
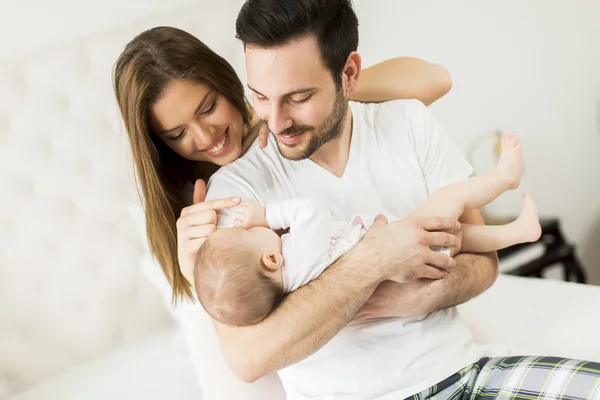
309, 108, 353, 177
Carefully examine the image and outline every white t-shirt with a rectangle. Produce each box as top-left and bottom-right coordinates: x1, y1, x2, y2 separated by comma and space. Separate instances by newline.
205, 99, 484, 400
265, 198, 374, 293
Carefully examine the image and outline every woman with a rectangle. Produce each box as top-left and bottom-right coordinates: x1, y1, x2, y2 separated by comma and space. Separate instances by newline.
114, 26, 452, 397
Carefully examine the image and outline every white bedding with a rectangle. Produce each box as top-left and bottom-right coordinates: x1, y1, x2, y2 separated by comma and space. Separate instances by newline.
6, 274, 599, 400
459, 275, 600, 363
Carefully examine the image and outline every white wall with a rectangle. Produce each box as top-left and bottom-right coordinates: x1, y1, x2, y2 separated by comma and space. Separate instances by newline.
0, 0, 199, 59
1, 0, 599, 283
353, 0, 600, 284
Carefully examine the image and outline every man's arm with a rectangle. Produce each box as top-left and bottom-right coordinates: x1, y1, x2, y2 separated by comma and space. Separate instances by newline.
203, 170, 459, 382
354, 209, 498, 321
207, 212, 459, 382
214, 242, 381, 382
205, 178, 382, 382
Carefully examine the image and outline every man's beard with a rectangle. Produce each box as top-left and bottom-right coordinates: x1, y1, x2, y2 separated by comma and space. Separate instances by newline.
275, 87, 348, 161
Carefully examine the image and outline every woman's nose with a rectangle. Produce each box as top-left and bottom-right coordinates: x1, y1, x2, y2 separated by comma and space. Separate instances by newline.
189, 122, 217, 150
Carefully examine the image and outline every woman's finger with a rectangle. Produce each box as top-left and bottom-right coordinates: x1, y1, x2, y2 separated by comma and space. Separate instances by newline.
257, 121, 270, 149
181, 196, 241, 216
179, 209, 217, 227
192, 179, 207, 205
183, 238, 205, 256
183, 224, 217, 240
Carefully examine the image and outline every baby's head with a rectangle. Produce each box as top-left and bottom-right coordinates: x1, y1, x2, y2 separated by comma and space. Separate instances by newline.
194, 227, 284, 326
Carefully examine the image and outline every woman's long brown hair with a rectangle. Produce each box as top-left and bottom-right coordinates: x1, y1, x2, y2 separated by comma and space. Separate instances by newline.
113, 27, 251, 303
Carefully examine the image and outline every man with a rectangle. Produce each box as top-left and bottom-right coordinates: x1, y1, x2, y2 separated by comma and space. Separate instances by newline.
202, 0, 600, 399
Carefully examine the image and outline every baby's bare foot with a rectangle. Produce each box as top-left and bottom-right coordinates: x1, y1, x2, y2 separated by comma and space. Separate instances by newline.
496, 134, 523, 189
514, 193, 542, 243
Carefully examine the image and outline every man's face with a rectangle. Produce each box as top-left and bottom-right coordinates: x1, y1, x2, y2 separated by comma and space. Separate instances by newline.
245, 34, 348, 160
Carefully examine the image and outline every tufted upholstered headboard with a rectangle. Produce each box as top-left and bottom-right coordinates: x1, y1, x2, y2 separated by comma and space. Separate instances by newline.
0, 1, 248, 396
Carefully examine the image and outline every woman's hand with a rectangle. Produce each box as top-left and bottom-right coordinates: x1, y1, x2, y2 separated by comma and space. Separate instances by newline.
256, 120, 271, 149
177, 179, 241, 285
242, 119, 271, 154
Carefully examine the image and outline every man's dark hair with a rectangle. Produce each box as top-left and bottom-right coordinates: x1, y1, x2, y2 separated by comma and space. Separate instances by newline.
235, 0, 359, 88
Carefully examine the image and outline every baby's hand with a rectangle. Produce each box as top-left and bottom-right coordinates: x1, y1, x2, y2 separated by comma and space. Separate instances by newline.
234, 202, 268, 229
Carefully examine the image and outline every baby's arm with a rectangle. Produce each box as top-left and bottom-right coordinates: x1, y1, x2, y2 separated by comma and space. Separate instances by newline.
234, 198, 331, 232
265, 198, 331, 232
234, 202, 269, 228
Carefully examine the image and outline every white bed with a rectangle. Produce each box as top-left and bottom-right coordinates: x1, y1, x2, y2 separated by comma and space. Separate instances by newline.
1, 2, 599, 399
6, 275, 600, 400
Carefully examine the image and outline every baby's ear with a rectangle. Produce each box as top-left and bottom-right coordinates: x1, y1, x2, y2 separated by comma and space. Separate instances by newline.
261, 253, 284, 271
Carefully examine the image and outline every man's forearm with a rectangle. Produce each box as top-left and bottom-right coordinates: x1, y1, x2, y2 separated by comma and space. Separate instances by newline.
431, 250, 498, 311
391, 208, 499, 317
215, 244, 381, 382
389, 250, 498, 317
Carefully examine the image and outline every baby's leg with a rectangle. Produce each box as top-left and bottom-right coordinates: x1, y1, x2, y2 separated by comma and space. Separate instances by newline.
410, 134, 523, 220
460, 194, 541, 253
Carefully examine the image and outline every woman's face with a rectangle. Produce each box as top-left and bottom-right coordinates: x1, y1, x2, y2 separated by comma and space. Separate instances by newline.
150, 79, 245, 166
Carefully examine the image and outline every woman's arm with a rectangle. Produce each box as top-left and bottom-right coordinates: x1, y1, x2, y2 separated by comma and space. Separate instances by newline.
349, 57, 452, 106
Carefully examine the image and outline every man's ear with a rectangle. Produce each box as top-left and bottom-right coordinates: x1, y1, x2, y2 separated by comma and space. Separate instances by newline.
261, 253, 284, 271
342, 51, 362, 94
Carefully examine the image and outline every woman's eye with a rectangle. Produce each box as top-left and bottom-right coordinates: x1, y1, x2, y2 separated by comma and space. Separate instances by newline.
169, 128, 186, 141
201, 101, 217, 116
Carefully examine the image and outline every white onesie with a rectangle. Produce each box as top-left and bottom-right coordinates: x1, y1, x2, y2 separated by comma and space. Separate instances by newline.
265, 198, 374, 293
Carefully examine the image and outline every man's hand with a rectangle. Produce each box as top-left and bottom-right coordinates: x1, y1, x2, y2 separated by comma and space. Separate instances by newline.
360, 214, 461, 283
354, 210, 498, 322
447, 228, 463, 257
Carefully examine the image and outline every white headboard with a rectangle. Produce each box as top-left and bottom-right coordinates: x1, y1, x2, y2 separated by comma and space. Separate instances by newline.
0, 1, 247, 396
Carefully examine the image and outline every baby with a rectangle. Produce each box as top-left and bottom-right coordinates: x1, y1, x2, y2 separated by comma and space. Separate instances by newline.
194, 134, 541, 326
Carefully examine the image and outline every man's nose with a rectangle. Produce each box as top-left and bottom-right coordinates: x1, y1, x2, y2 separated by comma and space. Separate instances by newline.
268, 104, 293, 135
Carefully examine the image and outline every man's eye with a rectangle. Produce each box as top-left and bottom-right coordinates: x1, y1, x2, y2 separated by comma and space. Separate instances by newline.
290, 96, 310, 105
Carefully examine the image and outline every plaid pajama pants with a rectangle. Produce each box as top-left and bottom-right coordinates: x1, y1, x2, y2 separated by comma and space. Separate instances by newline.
409, 356, 600, 400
